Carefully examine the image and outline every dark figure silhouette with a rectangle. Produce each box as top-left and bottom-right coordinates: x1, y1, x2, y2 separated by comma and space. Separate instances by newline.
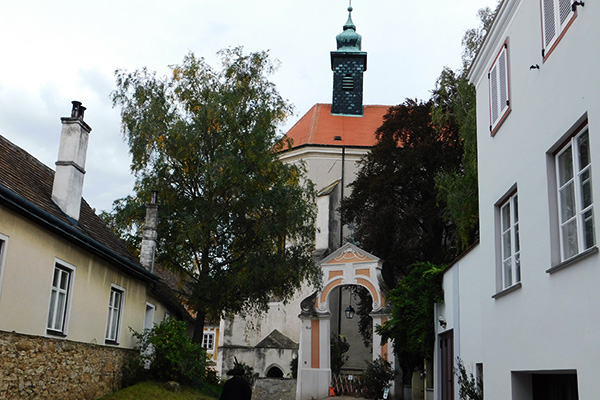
219, 368, 252, 400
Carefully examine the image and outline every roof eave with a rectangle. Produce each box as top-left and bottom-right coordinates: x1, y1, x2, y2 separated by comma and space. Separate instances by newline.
0, 183, 157, 284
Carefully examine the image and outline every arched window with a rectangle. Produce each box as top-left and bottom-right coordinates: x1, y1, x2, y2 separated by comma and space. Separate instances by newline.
266, 366, 284, 378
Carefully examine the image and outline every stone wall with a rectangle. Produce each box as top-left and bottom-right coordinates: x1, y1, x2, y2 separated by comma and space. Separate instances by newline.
253, 378, 297, 400
0, 330, 135, 399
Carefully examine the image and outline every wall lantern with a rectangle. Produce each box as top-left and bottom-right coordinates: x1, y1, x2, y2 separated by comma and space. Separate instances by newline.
345, 305, 355, 319
438, 316, 447, 329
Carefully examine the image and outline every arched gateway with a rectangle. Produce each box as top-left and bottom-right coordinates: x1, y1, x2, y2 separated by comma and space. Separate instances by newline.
296, 243, 395, 400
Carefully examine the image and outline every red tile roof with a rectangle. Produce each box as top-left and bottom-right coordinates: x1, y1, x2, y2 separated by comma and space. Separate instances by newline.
282, 103, 391, 149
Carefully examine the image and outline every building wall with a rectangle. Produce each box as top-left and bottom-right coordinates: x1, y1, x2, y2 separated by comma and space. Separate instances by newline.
0, 330, 135, 400
0, 206, 169, 348
439, 1, 600, 399
253, 377, 297, 400
280, 146, 368, 252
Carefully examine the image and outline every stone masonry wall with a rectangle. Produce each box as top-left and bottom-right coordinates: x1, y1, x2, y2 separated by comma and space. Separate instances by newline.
0, 330, 135, 400
252, 378, 297, 400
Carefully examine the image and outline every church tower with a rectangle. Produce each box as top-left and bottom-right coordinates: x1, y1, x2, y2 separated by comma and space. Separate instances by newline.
330, 4, 367, 116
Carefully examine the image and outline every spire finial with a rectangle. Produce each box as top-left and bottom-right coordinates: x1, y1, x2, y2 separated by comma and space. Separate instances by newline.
335, 0, 361, 51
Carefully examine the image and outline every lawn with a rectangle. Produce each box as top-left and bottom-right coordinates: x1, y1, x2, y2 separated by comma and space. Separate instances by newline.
97, 381, 220, 400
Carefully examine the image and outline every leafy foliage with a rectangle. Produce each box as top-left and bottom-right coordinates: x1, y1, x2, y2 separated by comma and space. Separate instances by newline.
330, 333, 350, 375
456, 358, 483, 400
108, 48, 318, 341
231, 358, 256, 386
460, 6, 499, 69
359, 357, 396, 400
378, 262, 446, 371
343, 99, 462, 287
290, 356, 298, 379
431, 68, 479, 249
432, 4, 499, 249
353, 286, 373, 348
132, 318, 210, 387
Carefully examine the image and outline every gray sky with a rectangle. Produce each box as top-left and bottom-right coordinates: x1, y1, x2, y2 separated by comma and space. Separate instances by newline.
0, 0, 494, 213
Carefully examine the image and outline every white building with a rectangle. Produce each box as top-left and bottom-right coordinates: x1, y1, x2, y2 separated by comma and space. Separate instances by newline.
435, 1, 598, 399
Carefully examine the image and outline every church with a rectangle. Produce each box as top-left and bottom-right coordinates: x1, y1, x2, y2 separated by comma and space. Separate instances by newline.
216, 5, 396, 399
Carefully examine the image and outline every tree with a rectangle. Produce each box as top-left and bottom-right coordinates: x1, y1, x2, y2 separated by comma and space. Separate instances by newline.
377, 262, 446, 371
433, 4, 499, 249
343, 99, 462, 287
108, 48, 319, 342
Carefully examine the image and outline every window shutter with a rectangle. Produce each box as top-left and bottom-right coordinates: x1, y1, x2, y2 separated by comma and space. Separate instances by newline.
490, 63, 499, 125
542, 0, 557, 48
489, 44, 510, 133
499, 47, 509, 111
558, 0, 574, 27
542, 0, 575, 57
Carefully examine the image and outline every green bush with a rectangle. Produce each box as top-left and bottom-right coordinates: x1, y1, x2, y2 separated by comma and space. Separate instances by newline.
132, 318, 209, 387
456, 358, 483, 400
330, 333, 350, 375
360, 357, 395, 400
290, 356, 298, 379
232, 358, 256, 386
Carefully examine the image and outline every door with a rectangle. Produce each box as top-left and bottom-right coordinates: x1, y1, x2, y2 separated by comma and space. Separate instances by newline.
440, 330, 454, 400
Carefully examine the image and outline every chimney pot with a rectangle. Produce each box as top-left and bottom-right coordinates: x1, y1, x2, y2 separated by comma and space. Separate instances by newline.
70, 100, 85, 120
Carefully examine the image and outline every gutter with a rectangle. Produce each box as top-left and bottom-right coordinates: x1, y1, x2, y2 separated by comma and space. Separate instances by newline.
0, 183, 157, 284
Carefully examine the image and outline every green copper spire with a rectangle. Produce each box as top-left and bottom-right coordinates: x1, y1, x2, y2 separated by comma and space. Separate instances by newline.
330, 1, 367, 116
336, 3, 362, 52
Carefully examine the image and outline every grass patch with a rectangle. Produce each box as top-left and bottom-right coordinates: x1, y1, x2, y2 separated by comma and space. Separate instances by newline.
97, 381, 219, 400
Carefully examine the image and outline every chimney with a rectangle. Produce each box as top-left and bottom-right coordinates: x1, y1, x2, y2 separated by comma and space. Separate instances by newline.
140, 191, 159, 272
52, 101, 92, 221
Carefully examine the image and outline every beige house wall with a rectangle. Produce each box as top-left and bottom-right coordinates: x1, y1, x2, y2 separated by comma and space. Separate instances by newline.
0, 206, 166, 349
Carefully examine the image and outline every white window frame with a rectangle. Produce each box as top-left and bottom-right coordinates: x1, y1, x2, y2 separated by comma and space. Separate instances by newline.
0, 233, 8, 300
202, 332, 215, 351
541, 0, 576, 60
488, 40, 510, 135
47, 260, 76, 336
105, 284, 126, 344
500, 192, 521, 289
555, 124, 594, 261
144, 302, 156, 331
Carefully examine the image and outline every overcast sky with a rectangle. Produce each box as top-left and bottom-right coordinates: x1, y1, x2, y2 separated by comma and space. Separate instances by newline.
0, 0, 495, 213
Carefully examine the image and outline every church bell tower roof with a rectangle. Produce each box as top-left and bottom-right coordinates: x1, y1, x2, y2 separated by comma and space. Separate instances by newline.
336, 5, 362, 52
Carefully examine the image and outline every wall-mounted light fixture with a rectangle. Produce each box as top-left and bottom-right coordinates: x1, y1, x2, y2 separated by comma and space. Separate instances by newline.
438, 316, 447, 329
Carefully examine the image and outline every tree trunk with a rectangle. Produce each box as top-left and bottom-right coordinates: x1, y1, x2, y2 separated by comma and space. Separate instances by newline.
192, 310, 206, 344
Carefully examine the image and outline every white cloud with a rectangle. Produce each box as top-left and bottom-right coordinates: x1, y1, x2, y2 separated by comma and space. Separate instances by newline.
0, 0, 497, 212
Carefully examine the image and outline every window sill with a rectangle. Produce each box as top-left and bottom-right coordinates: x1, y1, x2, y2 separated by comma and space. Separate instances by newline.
492, 282, 522, 299
104, 339, 120, 346
547, 246, 599, 274
46, 330, 67, 338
